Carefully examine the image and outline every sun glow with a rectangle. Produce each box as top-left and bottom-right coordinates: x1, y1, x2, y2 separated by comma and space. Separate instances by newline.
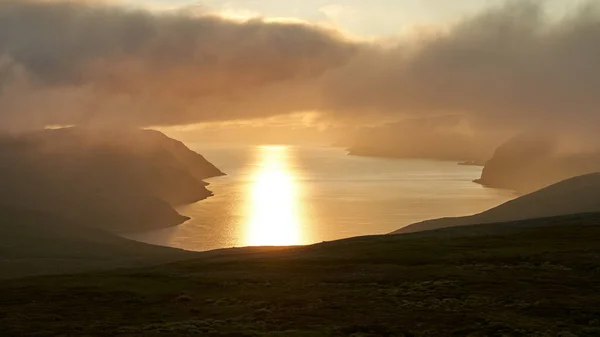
244, 146, 303, 246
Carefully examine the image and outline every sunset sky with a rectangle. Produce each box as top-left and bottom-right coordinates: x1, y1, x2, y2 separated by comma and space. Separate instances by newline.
130, 0, 586, 38
0, 0, 599, 144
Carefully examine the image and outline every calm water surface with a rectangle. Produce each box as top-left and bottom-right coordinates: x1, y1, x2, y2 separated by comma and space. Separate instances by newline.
125, 145, 515, 251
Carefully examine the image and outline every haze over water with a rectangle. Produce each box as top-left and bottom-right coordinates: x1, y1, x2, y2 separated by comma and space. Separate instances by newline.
125, 145, 515, 251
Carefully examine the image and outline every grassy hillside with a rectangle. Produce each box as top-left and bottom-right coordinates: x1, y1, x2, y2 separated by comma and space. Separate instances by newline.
0, 207, 192, 279
1, 213, 599, 336
395, 172, 600, 234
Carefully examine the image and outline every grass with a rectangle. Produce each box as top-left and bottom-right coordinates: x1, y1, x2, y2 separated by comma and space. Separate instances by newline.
1, 213, 600, 336
0, 207, 192, 279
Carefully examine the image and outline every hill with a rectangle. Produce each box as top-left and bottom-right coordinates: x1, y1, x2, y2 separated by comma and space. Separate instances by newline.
395, 172, 600, 234
1, 212, 599, 336
347, 116, 496, 162
475, 133, 600, 193
0, 207, 192, 279
0, 127, 225, 232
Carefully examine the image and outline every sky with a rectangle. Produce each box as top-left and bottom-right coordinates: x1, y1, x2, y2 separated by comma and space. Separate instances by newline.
0, 0, 599, 147
127, 0, 587, 38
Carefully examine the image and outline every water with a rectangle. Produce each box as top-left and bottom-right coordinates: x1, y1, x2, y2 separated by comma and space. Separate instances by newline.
124, 144, 515, 251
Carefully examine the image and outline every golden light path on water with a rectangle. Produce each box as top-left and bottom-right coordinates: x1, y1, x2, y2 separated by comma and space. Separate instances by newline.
243, 146, 303, 246
122, 145, 517, 252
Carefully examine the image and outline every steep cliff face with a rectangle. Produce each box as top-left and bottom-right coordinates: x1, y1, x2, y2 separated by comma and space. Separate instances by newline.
138, 129, 225, 182
475, 134, 600, 193
0, 128, 225, 232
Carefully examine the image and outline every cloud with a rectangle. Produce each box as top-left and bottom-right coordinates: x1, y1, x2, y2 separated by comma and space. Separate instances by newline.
0, 0, 355, 130
321, 1, 600, 133
0, 0, 599, 140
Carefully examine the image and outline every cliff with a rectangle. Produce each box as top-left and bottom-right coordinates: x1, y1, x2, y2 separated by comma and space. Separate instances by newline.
475, 133, 600, 193
0, 127, 225, 232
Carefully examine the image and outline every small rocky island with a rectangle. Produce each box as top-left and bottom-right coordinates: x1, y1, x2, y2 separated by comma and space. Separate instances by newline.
0, 127, 225, 232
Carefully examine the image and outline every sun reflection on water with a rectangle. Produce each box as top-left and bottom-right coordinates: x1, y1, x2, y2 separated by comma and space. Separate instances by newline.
244, 146, 303, 246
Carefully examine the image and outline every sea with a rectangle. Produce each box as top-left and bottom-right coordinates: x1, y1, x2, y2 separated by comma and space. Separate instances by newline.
124, 144, 515, 251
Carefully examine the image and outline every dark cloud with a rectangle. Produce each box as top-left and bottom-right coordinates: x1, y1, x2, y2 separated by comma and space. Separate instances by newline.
322, 1, 600, 133
0, 0, 599, 137
0, 0, 355, 129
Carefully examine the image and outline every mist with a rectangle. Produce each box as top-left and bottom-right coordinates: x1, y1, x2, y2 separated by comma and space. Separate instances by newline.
0, 0, 355, 130
322, 1, 600, 134
0, 0, 599, 145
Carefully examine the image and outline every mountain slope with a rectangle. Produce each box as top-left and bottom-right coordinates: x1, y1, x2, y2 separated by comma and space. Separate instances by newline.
394, 172, 600, 234
0, 207, 192, 279
1, 212, 599, 336
0, 127, 225, 232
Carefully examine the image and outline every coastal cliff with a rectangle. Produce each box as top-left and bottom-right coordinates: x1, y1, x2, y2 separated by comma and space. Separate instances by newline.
0, 127, 225, 232
475, 134, 600, 193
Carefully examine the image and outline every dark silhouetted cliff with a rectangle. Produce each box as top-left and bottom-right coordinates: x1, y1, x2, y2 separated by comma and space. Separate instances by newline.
475, 134, 600, 193
0, 127, 225, 232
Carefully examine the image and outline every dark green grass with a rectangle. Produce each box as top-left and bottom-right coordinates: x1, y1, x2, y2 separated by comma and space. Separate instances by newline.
1, 213, 600, 336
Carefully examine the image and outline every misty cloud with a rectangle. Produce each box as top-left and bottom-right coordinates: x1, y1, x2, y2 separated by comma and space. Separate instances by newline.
0, 0, 599, 135
322, 1, 600, 132
0, 0, 355, 129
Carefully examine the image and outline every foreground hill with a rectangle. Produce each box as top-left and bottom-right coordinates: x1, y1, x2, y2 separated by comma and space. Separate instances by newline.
1, 212, 599, 336
0, 207, 192, 279
0, 127, 225, 232
395, 172, 600, 234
